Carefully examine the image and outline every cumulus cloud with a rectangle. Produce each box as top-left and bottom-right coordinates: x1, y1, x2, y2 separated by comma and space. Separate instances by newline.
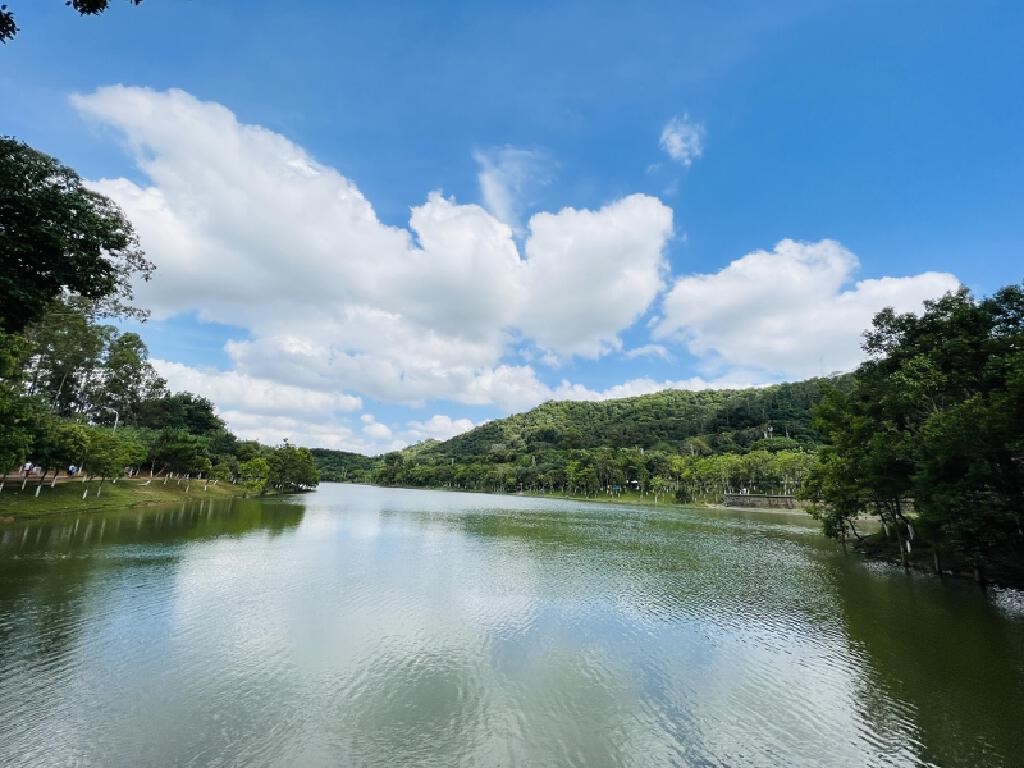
154, 359, 361, 417
356, 413, 392, 440
518, 194, 673, 358
72, 86, 674, 413
153, 359, 402, 453
653, 239, 960, 378
405, 415, 477, 443
363, 422, 393, 440
215, 410, 404, 455
153, 357, 479, 453
659, 115, 704, 167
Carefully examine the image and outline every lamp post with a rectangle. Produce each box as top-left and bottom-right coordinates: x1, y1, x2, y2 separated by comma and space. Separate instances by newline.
98, 406, 120, 431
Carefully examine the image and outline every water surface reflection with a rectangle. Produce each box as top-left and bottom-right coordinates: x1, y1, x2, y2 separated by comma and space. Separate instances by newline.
0, 484, 1020, 767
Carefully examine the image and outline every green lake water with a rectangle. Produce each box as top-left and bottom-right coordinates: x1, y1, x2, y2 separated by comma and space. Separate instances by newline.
1, 483, 1022, 767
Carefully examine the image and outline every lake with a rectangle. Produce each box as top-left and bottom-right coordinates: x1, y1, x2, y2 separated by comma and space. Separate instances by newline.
1, 483, 1022, 767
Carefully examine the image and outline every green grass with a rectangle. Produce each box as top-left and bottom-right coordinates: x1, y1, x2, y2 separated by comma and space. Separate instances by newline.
0, 476, 248, 519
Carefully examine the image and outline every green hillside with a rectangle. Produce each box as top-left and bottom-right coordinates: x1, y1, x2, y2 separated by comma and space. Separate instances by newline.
316, 377, 847, 501
423, 377, 836, 459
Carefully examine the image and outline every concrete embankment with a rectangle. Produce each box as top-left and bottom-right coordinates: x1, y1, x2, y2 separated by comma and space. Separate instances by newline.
722, 493, 806, 510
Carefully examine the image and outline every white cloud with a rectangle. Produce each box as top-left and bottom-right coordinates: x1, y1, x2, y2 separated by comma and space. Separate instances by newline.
216, 410, 404, 455
456, 364, 554, 413
153, 359, 361, 417
654, 239, 960, 378
659, 115, 704, 167
152, 359, 399, 453
474, 146, 552, 234
363, 422, 393, 440
405, 414, 477, 443
518, 194, 673, 358
72, 86, 674, 413
623, 344, 671, 361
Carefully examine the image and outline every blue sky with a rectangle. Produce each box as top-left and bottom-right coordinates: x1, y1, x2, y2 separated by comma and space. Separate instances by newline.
3, 1, 1022, 452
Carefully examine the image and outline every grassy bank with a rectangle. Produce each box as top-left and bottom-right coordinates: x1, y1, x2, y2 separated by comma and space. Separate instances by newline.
0, 476, 249, 520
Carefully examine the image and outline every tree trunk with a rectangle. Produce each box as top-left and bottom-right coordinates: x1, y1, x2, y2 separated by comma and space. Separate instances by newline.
52, 370, 68, 408
847, 519, 865, 543
894, 498, 911, 567
893, 521, 908, 568
28, 354, 43, 395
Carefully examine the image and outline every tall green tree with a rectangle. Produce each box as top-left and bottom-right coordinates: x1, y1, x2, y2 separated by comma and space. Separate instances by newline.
0, 137, 153, 332
21, 299, 116, 416
149, 428, 212, 476
268, 442, 319, 491
82, 427, 138, 482
26, 416, 87, 482
0, 331, 42, 476
802, 285, 1024, 570
239, 457, 270, 494
137, 392, 223, 435
94, 331, 166, 425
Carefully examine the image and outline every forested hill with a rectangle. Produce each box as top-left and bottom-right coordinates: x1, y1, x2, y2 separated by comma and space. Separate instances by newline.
416, 376, 841, 461
313, 377, 848, 490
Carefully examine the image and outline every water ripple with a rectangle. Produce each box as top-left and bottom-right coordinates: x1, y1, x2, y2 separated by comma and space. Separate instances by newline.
1, 486, 1021, 767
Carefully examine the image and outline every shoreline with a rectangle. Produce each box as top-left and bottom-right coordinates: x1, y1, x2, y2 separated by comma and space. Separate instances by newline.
331, 481, 814, 516
851, 537, 1024, 590
0, 476, 251, 521
335, 483, 1024, 589
10, 479, 1018, 590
